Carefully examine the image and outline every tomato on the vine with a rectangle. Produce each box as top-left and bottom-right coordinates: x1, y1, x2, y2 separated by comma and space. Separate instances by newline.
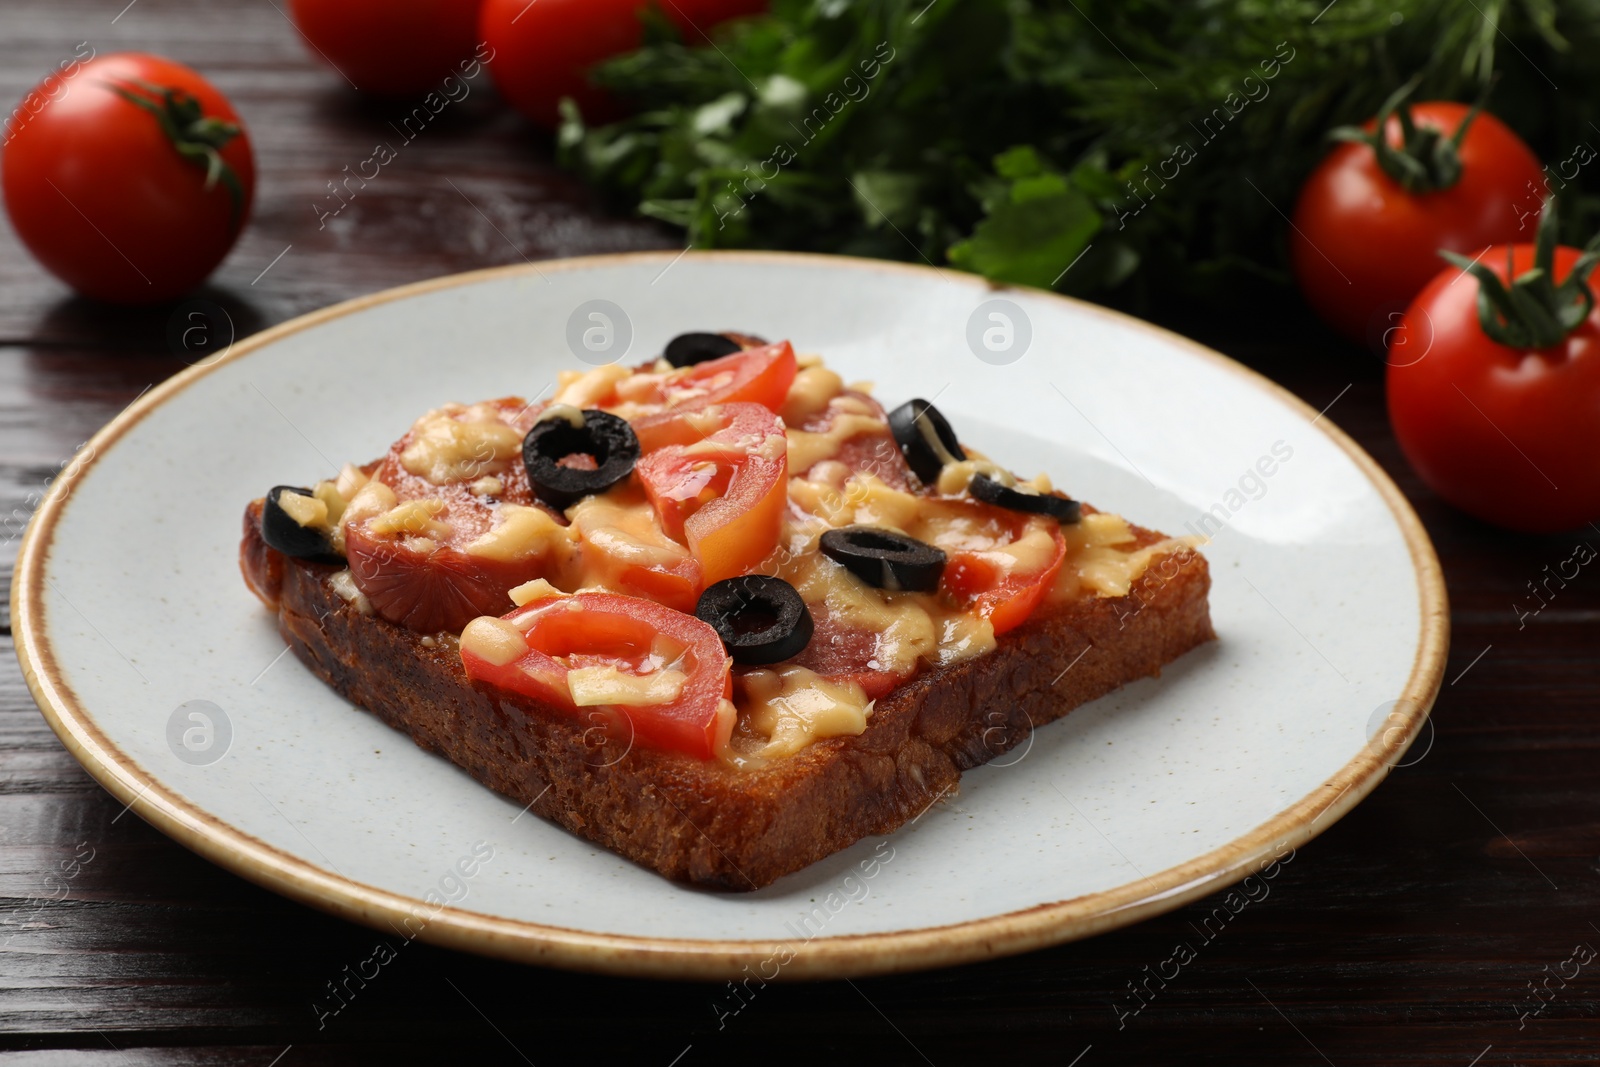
1388, 202, 1600, 533
480, 0, 768, 130
289, 0, 486, 96
3, 53, 255, 305
1291, 81, 1545, 344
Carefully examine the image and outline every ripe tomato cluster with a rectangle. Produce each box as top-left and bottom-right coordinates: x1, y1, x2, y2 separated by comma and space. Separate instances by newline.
1, 0, 765, 304
1292, 81, 1600, 533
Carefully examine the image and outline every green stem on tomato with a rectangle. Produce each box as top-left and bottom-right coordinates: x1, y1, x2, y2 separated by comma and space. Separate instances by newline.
1329, 74, 1494, 194
1440, 197, 1600, 349
103, 78, 244, 228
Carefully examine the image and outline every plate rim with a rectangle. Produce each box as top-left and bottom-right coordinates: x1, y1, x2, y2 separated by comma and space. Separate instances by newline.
11, 250, 1449, 980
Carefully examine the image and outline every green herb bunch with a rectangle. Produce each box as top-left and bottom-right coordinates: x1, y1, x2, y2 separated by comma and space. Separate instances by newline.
560, 0, 1600, 309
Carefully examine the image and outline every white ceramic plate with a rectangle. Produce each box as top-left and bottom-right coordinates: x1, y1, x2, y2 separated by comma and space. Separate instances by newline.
13, 252, 1447, 979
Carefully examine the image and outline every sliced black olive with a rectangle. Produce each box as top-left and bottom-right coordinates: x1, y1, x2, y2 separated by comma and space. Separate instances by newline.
522, 409, 640, 509
887, 399, 966, 484
970, 473, 1082, 524
695, 576, 814, 665
261, 485, 342, 564
663, 332, 743, 368
818, 525, 946, 593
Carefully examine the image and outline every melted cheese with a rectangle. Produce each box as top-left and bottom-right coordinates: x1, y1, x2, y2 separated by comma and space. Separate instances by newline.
538, 403, 586, 428
940, 521, 1060, 581
508, 578, 564, 606
787, 413, 892, 473
463, 504, 570, 563
679, 430, 780, 462
840, 474, 922, 531
399, 404, 524, 485
779, 366, 845, 425
614, 369, 669, 404
342, 479, 397, 526
934, 612, 997, 666
1048, 513, 1200, 599
567, 666, 687, 707
565, 489, 695, 594
333, 463, 370, 500
742, 665, 872, 758
459, 616, 528, 666
553, 364, 630, 407
277, 489, 326, 528
328, 569, 373, 615
368, 498, 451, 539
1056, 512, 1138, 596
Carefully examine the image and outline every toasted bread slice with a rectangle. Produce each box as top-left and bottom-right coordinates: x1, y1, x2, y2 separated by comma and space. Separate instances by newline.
242, 501, 1214, 890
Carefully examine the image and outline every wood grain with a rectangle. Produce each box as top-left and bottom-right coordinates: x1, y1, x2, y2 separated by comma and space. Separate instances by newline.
3, 0, 1598, 1063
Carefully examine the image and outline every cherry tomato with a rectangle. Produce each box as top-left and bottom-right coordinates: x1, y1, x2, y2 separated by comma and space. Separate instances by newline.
2, 53, 255, 305
636, 402, 788, 584
940, 516, 1067, 635
1388, 244, 1600, 533
480, 0, 768, 130
289, 0, 486, 96
1292, 100, 1544, 344
459, 592, 734, 759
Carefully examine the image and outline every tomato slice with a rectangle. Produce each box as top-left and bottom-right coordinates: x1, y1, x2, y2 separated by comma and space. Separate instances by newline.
939, 516, 1066, 635
624, 340, 797, 415
635, 403, 788, 585
459, 592, 734, 760
565, 488, 704, 614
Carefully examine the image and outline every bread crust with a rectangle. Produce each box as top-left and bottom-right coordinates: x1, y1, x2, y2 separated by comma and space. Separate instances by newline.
243, 501, 1214, 890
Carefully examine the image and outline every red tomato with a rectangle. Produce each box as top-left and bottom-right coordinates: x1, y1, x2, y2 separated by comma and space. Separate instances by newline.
565, 487, 705, 613
628, 341, 797, 431
668, 0, 770, 30
636, 402, 788, 584
1291, 101, 1544, 343
941, 517, 1067, 635
1388, 244, 1600, 533
480, 0, 768, 129
459, 592, 734, 759
289, 0, 486, 96
2, 53, 255, 305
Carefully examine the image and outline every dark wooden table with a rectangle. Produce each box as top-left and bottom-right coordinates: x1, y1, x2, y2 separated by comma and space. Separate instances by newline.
4, 2, 1598, 1064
